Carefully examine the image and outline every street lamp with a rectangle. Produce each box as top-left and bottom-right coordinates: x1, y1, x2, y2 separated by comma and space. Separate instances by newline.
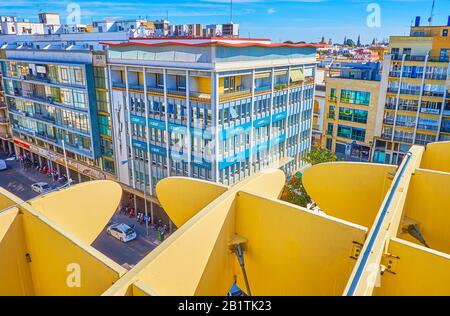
61, 140, 72, 187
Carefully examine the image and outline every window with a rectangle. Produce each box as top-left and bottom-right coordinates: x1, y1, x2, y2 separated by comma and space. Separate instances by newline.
326, 138, 332, 151
338, 108, 368, 124
439, 49, 449, 62
60, 67, 69, 82
176, 76, 186, 91
402, 48, 411, 58
327, 123, 334, 136
337, 125, 366, 142
223, 76, 236, 94
73, 67, 84, 84
329, 88, 337, 101
156, 74, 164, 87
98, 115, 111, 137
340, 90, 371, 106
443, 29, 448, 37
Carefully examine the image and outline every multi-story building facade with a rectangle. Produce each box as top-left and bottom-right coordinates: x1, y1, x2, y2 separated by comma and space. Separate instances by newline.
322, 62, 384, 161
105, 37, 317, 219
0, 56, 12, 153
0, 47, 115, 182
373, 17, 450, 165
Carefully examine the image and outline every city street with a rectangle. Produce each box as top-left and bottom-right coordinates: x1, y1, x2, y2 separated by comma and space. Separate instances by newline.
0, 151, 160, 267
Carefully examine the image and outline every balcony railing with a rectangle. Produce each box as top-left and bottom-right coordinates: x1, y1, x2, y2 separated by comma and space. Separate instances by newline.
424, 73, 447, 80
415, 139, 432, 146
328, 96, 337, 102
420, 107, 441, 115
441, 126, 450, 133
387, 87, 398, 94
385, 103, 397, 110
396, 121, 415, 128
389, 71, 401, 77
219, 89, 252, 101
391, 54, 427, 62
383, 119, 395, 125
422, 91, 445, 98
417, 124, 438, 131
381, 133, 392, 140
398, 104, 419, 112
400, 89, 421, 96
393, 136, 413, 143
428, 56, 450, 63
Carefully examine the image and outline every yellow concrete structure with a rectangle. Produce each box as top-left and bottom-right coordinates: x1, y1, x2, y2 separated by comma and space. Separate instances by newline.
0, 142, 449, 296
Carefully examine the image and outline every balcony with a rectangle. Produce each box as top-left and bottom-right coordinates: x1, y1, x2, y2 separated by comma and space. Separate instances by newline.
33, 113, 56, 124
441, 126, 450, 134
219, 89, 252, 102
428, 56, 450, 63
393, 136, 413, 144
383, 119, 395, 126
399, 89, 421, 96
417, 124, 438, 131
420, 107, 441, 115
396, 121, 415, 128
415, 139, 432, 146
112, 82, 126, 89
328, 96, 337, 102
424, 73, 447, 81
422, 91, 445, 98
389, 71, 401, 78
381, 133, 392, 140
391, 54, 427, 62
35, 131, 57, 143
387, 87, 398, 94
385, 103, 397, 110
398, 105, 418, 112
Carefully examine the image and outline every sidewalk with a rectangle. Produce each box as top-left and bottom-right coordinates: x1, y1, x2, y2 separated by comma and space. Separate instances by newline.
13, 161, 60, 187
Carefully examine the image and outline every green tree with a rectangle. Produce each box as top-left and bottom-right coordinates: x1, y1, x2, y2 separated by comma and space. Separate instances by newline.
280, 147, 336, 207
303, 146, 337, 166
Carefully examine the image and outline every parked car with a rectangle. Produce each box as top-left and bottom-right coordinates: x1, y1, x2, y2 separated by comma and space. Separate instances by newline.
106, 223, 137, 243
0, 160, 7, 171
31, 182, 52, 194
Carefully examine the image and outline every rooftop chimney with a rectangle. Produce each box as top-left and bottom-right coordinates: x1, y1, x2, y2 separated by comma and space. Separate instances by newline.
415, 16, 421, 27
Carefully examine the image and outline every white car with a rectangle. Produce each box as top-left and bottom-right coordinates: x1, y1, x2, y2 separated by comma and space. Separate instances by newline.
106, 223, 137, 243
31, 182, 52, 194
0, 160, 7, 171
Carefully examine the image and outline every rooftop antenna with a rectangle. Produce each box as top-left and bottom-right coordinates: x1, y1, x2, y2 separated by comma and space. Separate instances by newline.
166, 10, 169, 22
428, 0, 436, 26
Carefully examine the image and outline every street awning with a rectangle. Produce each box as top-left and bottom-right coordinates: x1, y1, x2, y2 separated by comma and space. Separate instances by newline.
290, 68, 304, 82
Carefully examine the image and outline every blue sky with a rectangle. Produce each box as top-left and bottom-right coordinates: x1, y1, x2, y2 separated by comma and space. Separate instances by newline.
1, 0, 450, 43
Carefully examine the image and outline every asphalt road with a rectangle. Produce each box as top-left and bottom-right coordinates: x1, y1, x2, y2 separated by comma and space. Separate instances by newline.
0, 156, 40, 201
0, 151, 156, 267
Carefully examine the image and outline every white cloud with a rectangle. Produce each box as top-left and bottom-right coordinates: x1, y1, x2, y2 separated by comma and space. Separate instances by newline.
267, 8, 276, 14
